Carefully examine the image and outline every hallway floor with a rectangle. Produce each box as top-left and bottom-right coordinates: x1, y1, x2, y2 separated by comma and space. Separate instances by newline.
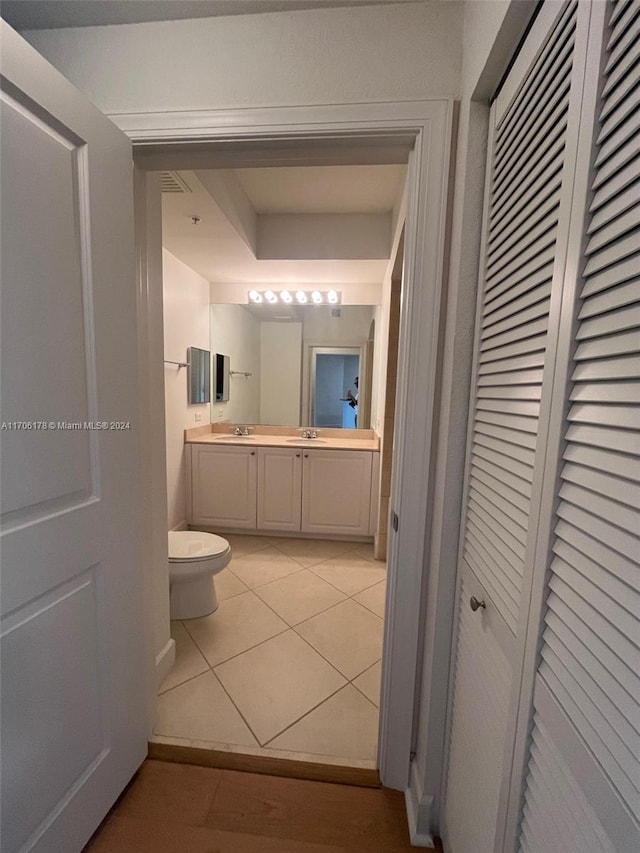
86, 759, 431, 852
152, 535, 386, 767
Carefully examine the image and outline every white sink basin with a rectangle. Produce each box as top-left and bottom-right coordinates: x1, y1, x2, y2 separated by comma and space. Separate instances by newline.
285, 438, 327, 444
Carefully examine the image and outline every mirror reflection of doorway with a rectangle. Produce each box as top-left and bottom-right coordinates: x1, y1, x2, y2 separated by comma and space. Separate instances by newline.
310, 347, 361, 428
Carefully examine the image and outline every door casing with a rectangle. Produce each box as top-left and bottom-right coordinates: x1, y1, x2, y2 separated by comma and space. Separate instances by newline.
124, 100, 456, 794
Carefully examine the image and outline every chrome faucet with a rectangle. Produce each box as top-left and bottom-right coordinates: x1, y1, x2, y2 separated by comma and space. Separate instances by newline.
298, 428, 321, 439
234, 425, 251, 436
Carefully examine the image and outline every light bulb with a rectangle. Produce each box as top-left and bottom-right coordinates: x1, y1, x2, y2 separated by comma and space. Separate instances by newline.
249, 290, 262, 303
296, 290, 308, 303
280, 290, 293, 303
327, 290, 338, 304
265, 290, 277, 303
311, 291, 323, 304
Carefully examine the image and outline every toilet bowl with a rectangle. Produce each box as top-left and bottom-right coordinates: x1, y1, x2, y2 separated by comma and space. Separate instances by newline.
168, 531, 232, 620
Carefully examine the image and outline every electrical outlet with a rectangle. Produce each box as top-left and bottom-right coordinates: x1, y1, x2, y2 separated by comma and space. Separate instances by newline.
194, 412, 202, 423
218, 408, 224, 420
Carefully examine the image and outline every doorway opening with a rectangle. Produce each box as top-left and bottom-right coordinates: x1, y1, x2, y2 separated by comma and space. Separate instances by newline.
152, 156, 407, 776
310, 346, 361, 428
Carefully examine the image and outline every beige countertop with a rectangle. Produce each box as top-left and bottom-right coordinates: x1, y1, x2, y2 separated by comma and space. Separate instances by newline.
184, 424, 379, 451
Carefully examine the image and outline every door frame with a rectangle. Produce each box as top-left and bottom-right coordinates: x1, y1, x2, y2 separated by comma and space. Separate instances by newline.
119, 99, 455, 793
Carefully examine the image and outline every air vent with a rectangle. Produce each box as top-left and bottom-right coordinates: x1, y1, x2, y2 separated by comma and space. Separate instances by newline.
160, 171, 192, 193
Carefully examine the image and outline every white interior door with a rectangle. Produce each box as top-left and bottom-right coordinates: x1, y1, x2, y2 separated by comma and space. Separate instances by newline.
0, 23, 147, 853
443, 3, 585, 850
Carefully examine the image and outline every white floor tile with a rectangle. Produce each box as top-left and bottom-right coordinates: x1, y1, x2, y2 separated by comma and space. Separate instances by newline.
184, 591, 287, 667
154, 670, 257, 747
223, 533, 273, 556
310, 554, 386, 596
228, 546, 303, 589
353, 661, 382, 707
159, 621, 209, 694
354, 580, 387, 618
270, 538, 358, 568
295, 599, 384, 679
214, 630, 346, 744
267, 684, 378, 761
348, 542, 378, 562
215, 568, 249, 602
254, 569, 347, 626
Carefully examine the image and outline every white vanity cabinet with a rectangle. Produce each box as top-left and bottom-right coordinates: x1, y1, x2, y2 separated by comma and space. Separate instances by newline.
190, 441, 377, 537
256, 447, 302, 532
301, 449, 373, 536
190, 444, 257, 529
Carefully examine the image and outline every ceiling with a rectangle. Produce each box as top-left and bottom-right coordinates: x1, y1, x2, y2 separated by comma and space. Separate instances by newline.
1, 0, 419, 31
236, 165, 404, 214
161, 164, 406, 299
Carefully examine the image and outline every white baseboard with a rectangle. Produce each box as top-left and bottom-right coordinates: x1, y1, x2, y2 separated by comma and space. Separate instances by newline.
405, 760, 435, 847
155, 637, 176, 689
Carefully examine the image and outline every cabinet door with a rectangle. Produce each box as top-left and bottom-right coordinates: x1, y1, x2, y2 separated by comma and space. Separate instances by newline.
302, 450, 372, 536
257, 447, 302, 532
191, 445, 257, 529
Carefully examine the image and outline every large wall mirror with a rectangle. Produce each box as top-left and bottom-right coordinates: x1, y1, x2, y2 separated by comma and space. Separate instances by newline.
210, 303, 377, 429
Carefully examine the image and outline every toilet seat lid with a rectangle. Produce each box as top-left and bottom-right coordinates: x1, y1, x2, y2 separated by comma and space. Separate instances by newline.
168, 531, 230, 561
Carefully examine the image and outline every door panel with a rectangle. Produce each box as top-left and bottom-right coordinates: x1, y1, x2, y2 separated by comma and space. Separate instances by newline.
444, 3, 581, 849
257, 447, 302, 531
518, 1, 640, 848
302, 450, 372, 535
191, 445, 257, 528
0, 22, 146, 852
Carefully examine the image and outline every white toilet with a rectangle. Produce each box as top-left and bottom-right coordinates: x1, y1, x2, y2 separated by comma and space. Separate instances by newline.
168, 530, 232, 619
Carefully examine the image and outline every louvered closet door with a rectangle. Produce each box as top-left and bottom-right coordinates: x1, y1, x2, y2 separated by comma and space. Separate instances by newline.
519, 1, 640, 850
443, 4, 582, 851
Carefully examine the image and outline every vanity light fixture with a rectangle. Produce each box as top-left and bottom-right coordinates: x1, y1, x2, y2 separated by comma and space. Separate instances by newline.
247, 289, 341, 305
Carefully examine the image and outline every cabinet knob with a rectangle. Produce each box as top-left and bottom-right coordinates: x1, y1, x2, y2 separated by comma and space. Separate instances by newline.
250, 451, 255, 456
304, 453, 309, 458
469, 596, 486, 612
296, 453, 301, 458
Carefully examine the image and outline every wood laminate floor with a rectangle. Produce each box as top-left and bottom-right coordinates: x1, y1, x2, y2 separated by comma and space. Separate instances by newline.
86, 759, 442, 852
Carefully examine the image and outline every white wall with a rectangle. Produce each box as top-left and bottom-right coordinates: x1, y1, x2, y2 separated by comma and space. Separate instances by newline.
23, 2, 463, 115
162, 249, 210, 530
210, 304, 261, 424
260, 322, 302, 425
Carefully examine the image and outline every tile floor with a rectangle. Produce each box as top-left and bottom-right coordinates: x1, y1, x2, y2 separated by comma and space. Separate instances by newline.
153, 535, 387, 767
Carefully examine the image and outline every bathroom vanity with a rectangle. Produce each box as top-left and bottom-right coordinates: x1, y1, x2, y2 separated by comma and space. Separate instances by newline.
185, 426, 380, 538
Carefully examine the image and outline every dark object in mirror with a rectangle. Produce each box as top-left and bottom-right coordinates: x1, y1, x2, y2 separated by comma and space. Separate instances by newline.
188, 347, 211, 404
215, 353, 230, 402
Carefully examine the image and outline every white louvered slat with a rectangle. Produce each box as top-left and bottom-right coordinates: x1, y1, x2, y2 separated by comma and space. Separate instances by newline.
519, 716, 617, 853
564, 422, 640, 455
519, 2, 640, 843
